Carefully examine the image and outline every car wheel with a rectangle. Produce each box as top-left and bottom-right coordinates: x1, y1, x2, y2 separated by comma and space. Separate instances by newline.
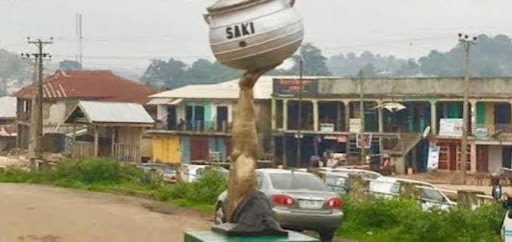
214, 203, 226, 225
319, 230, 335, 242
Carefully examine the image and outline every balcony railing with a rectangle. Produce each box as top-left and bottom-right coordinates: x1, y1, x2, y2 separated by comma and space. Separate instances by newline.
176, 120, 232, 133
474, 123, 512, 138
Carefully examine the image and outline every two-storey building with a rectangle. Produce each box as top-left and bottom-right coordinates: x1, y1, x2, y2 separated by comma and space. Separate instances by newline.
271, 77, 512, 174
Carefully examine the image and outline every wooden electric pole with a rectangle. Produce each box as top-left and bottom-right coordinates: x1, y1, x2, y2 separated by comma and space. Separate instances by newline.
358, 69, 366, 164
22, 37, 53, 161
458, 33, 477, 184
296, 58, 304, 168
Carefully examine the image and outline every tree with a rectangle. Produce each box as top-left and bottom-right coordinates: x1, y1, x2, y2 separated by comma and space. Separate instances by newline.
59, 60, 82, 70
291, 43, 331, 76
183, 59, 242, 84
141, 58, 187, 88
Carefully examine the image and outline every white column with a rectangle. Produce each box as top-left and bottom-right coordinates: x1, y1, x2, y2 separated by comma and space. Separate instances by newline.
430, 100, 437, 135
377, 100, 384, 133
313, 100, 319, 132
283, 99, 289, 130
470, 100, 477, 135
271, 99, 277, 130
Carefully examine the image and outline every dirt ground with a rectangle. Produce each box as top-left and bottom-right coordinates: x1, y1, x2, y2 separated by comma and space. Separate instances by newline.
0, 183, 210, 242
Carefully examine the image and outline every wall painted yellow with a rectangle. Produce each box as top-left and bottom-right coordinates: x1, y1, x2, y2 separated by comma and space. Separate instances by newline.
152, 135, 181, 164
485, 103, 495, 134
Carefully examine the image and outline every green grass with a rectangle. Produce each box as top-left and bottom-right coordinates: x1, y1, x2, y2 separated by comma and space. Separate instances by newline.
0, 159, 505, 241
0, 158, 223, 215
338, 195, 505, 242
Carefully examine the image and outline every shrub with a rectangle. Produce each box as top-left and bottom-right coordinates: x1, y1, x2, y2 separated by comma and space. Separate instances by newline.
339, 196, 505, 242
153, 170, 227, 204
52, 158, 143, 185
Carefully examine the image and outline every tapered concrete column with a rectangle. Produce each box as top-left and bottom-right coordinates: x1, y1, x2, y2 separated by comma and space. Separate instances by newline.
470, 142, 477, 173
283, 99, 288, 130
430, 100, 437, 135
377, 100, 384, 133
312, 100, 319, 132
271, 98, 277, 130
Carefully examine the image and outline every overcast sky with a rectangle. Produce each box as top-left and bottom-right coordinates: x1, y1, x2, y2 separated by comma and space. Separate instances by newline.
1, 0, 511, 72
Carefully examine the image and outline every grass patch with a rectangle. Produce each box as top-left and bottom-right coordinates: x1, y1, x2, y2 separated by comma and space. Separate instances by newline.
0, 158, 224, 215
338, 195, 505, 242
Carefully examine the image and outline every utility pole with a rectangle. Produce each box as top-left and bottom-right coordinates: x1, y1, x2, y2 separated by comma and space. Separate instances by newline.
358, 69, 366, 164
296, 58, 304, 168
76, 12, 84, 69
22, 37, 53, 162
458, 33, 477, 185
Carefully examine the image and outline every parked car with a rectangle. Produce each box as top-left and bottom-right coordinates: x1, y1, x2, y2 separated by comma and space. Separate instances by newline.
214, 169, 343, 241
314, 167, 382, 195
369, 177, 455, 211
139, 163, 177, 183
180, 164, 229, 182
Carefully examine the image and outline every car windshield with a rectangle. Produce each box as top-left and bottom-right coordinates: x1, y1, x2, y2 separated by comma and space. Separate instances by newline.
269, 173, 328, 191
421, 187, 446, 203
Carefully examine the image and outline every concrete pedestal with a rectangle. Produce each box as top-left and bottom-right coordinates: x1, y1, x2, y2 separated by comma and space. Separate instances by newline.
184, 230, 319, 242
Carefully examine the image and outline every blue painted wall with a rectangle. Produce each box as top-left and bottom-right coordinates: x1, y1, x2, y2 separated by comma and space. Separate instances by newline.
181, 136, 190, 163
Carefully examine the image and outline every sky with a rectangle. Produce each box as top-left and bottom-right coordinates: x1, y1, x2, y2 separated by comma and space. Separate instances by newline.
1, 0, 511, 73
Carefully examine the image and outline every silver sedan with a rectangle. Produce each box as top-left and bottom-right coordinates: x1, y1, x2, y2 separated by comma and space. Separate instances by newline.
215, 169, 343, 241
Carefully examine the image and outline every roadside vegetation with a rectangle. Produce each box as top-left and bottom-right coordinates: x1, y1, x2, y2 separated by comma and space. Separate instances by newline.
0, 158, 226, 212
338, 195, 505, 242
0, 158, 506, 241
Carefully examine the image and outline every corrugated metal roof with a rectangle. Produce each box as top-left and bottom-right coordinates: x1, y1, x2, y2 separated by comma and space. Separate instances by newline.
75, 101, 154, 124
149, 76, 329, 101
16, 70, 156, 104
150, 76, 279, 100
0, 96, 17, 119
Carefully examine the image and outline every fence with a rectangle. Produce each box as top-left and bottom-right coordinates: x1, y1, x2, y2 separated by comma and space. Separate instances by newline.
113, 143, 141, 163
72, 141, 94, 160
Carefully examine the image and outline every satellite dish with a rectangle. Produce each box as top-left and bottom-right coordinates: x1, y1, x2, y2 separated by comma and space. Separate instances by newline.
423, 126, 431, 138
382, 102, 406, 112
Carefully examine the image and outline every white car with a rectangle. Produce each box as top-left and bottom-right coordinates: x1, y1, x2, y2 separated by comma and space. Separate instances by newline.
503, 210, 512, 241
179, 164, 228, 182
369, 177, 455, 211
321, 168, 383, 195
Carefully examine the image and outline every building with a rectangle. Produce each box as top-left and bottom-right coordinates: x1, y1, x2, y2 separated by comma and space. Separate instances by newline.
64, 101, 154, 162
0, 96, 17, 151
271, 76, 512, 174
146, 76, 280, 164
14, 70, 156, 151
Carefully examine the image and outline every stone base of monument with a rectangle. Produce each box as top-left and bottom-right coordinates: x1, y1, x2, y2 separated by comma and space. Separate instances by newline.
184, 189, 319, 241
184, 230, 319, 242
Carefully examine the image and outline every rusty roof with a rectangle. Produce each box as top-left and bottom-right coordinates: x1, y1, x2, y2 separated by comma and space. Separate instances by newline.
15, 70, 156, 104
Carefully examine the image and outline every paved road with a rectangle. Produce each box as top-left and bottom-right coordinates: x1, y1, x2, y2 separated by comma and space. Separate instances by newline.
0, 184, 210, 242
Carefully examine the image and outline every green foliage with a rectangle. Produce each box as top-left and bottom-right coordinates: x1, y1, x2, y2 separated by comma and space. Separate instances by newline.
141, 58, 187, 88
339, 196, 504, 242
59, 60, 82, 70
291, 42, 331, 76
154, 170, 227, 204
0, 161, 226, 209
328, 34, 512, 77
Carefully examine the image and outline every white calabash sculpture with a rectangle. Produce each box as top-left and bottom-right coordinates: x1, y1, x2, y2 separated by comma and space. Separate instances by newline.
204, 0, 304, 70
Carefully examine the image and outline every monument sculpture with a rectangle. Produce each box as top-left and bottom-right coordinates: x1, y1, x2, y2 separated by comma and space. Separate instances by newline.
203, 0, 304, 236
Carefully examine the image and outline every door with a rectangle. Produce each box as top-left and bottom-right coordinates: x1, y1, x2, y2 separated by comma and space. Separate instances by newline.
449, 144, 457, 171
477, 145, 489, 172
190, 138, 209, 161
167, 106, 177, 130
194, 106, 205, 130
217, 106, 228, 132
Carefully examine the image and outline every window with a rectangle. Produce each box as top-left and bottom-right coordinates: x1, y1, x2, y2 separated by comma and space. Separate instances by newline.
269, 174, 328, 191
